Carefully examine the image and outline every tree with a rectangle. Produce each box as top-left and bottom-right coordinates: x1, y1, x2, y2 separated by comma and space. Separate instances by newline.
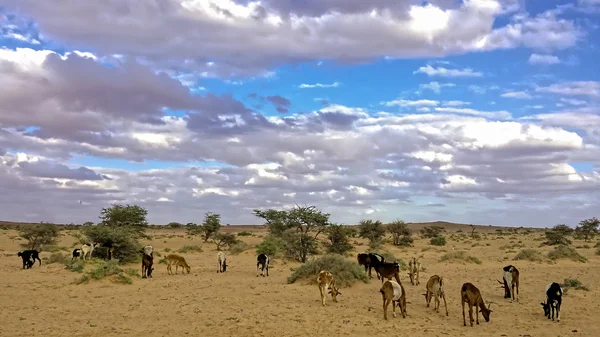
166, 222, 183, 228
387, 220, 413, 246
574, 217, 599, 242
212, 232, 239, 250
99, 204, 148, 228
254, 205, 332, 263
421, 226, 444, 238
201, 212, 222, 242
324, 224, 354, 255
358, 220, 386, 247
544, 224, 573, 246
19, 223, 60, 250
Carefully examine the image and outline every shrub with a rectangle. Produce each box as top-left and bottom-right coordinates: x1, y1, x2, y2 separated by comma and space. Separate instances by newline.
166, 222, 183, 229
81, 225, 142, 264
47, 252, 69, 264
230, 241, 251, 255
18, 223, 60, 250
324, 224, 354, 255
75, 260, 132, 284
421, 226, 444, 238
387, 220, 413, 247
439, 251, 482, 264
256, 235, 286, 257
429, 235, 447, 246
281, 231, 319, 262
543, 224, 573, 246
547, 245, 587, 263
44, 245, 70, 253
358, 220, 386, 247
237, 231, 253, 237
212, 232, 239, 250
178, 245, 203, 253
513, 249, 544, 262
65, 260, 86, 273
287, 254, 369, 287
574, 217, 599, 242
561, 278, 589, 292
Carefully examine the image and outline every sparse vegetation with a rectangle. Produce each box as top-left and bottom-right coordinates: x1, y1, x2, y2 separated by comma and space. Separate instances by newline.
324, 224, 354, 255
47, 252, 69, 264
548, 245, 587, 263
178, 245, 203, 253
237, 231, 252, 236
439, 251, 481, 264
543, 224, 573, 246
229, 241, 251, 255
513, 249, 544, 262
387, 220, 413, 247
421, 225, 444, 238
18, 223, 60, 250
358, 219, 386, 249
75, 260, 132, 285
429, 235, 447, 246
287, 254, 369, 287
561, 278, 589, 292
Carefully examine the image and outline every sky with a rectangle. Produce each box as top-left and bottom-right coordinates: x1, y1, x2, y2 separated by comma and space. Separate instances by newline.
0, 0, 599, 227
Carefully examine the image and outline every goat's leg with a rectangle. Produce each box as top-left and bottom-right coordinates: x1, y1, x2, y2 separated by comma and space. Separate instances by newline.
319, 285, 326, 306
462, 301, 467, 326
383, 297, 390, 320
435, 292, 440, 313
515, 283, 519, 302
469, 305, 474, 327
175, 265, 179, 275
475, 305, 479, 325
392, 300, 397, 318
266, 265, 269, 277
426, 291, 431, 307
556, 303, 560, 322
442, 293, 449, 316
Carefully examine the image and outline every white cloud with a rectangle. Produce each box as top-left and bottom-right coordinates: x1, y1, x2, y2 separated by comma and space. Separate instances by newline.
442, 101, 471, 107
414, 65, 483, 77
528, 53, 560, 65
384, 99, 439, 107
501, 91, 533, 99
420, 81, 456, 94
299, 82, 341, 89
536, 81, 600, 97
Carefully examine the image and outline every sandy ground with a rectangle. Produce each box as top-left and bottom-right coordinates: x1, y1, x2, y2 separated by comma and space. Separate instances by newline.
1, 225, 598, 337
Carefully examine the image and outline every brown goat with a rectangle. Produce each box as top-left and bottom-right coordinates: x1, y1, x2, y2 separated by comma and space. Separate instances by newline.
423, 275, 448, 316
380, 280, 407, 320
377, 261, 402, 285
141, 253, 153, 278
166, 254, 191, 275
408, 257, 421, 286
497, 265, 519, 302
461, 282, 494, 327
317, 270, 341, 306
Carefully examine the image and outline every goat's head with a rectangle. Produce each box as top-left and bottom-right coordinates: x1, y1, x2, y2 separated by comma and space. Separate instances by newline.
17, 252, 23, 257
480, 301, 494, 322
540, 301, 551, 318
185, 265, 191, 273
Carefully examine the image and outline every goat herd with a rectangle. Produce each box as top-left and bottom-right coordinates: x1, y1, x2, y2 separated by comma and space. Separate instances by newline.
17, 246, 564, 327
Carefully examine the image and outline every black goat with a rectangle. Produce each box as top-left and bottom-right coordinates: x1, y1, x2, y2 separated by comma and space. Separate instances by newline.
72, 248, 82, 261
18, 250, 41, 269
257, 253, 269, 277
541, 282, 562, 322
375, 261, 401, 284
357, 253, 385, 279
142, 253, 154, 279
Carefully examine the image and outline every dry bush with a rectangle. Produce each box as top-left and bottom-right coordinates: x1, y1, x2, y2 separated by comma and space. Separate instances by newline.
513, 249, 544, 262
548, 245, 587, 263
562, 278, 590, 293
178, 245, 203, 253
439, 251, 482, 264
229, 241, 251, 255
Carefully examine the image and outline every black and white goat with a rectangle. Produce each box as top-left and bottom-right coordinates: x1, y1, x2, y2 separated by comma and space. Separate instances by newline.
18, 250, 41, 269
357, 253, 385, 279
72, 248, 82, 261
256, 253, 269, 277
541, 282, 563, 322
497, 265, 519, 302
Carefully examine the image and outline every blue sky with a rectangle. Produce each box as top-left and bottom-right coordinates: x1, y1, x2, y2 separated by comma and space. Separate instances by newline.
0, 0, 599, 226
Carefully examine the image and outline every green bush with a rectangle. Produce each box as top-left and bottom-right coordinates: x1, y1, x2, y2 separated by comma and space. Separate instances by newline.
237, 231, 253, 237
430, 235, 447, 246
178, 245, 203, 253
547, 245, 587, 263
513, 249, 544, 262
47, 252, 69, 264
439, 251, 481, 264
80, 225, 142, 264
230, 241, 251, 255
256, 235, 286, 257
287, 254, 369, 287
65, 260, 86, 273
561, 278, 589, 292
75, 260, 132, 284
324, 224, 354, 255
18, 223, 60, 250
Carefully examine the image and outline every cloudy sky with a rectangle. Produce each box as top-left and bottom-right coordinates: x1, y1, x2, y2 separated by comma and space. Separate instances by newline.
0, 0, 599, 227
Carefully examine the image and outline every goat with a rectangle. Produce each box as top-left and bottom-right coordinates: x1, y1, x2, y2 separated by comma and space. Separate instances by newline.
357, 253, 385, 279
165, 254, 191, 275
141, 252, 154, 278
423, 275, 448, 316
317, 270, 342, 306
376, 261, 402, 285
380, 280, 407, 320
18, 250, 41, 269
217, 251, 227, 273
408, 257, 421, 286
80, 242, 99, 260
461, 282, 494, 327
72, 248, 82, 261
541, 282, 562, 322
141, 245, 153, 258
256, 253, 269, 277
496, 265, 519, 302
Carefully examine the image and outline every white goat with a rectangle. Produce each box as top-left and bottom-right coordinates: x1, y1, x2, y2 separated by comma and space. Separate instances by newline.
217, 251, 227, 273
80, 242, 99, 260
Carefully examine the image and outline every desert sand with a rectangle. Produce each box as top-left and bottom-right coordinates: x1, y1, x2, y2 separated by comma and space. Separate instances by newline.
1, 223, 598, 337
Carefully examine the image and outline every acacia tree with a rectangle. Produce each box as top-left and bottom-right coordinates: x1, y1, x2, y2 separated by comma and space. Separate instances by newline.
201, 212, 222, 242
99, 204, 148, 237
387, 220, 413, 246
254, 205, 331, 263
212, 232, 238, 250
544, 224, 573, 246
358, 219, 386, 248
574, 217, 599, 242
18, 223, 60, 250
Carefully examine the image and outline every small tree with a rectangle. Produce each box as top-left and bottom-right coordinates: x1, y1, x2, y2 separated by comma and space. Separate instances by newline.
324, 224, 354, 255
358, 219, 386, 247
201, 212, 222, 242
544, 224, 573, 246
212, 232, 238, 250
421, 226, 444, 238
166, 222, 183, 228
99, 204, 148, 228
574, 217, 599, 242
387, 220, 413, 247
18, 223, 60, 250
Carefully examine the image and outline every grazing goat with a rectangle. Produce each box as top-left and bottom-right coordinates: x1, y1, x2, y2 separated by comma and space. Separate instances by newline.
217, 251, 227, 273
357, 253, 386, 279
80, 242, 99, 260
461, 282, 494, 327
376, 261, 402, 285
18, 250, 41, 269
317, 270, 341, 306
165, 254, 191, 275
141, 252, 154, 278
423, 275, 448, 316
380, 280, 407, 320
256, 253, 269, 277
541, 282, 562, 322
497, 265, 519, 302
408, 257, 421, 286
72, 248, 82, 261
